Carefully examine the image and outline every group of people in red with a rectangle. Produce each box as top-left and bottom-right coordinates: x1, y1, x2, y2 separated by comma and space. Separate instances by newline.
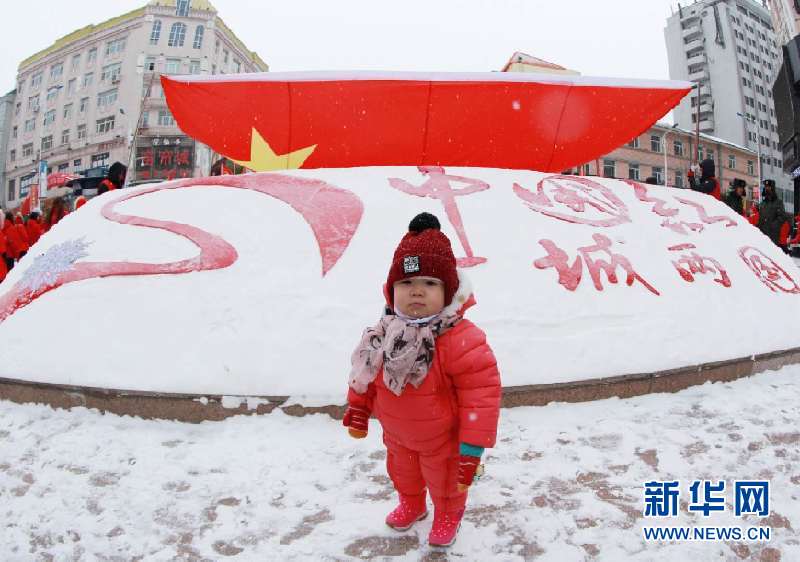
688, 158, 797, 253
0, 198, 70, 283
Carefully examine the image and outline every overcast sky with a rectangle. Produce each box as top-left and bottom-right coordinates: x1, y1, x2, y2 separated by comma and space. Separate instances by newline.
2, 0, 683, 93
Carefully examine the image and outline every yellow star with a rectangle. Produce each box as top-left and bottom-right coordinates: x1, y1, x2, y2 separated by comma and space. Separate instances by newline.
232, 128, 316, 171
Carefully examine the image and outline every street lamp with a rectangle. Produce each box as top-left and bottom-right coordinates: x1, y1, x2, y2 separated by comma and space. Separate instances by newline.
737, 111, 762, 186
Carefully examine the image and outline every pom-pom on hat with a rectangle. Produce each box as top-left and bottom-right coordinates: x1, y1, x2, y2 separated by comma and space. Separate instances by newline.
386, 212, 459, 307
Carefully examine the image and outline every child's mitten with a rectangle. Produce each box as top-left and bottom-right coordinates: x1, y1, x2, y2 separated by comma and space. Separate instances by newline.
343, 405, 370, 439
457, 454, 482, 492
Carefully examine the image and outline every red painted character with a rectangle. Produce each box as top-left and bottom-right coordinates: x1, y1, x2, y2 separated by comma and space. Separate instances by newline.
343, 212, 501, 548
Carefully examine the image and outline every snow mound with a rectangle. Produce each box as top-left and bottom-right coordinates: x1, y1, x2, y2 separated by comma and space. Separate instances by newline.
0, 167, 798, 399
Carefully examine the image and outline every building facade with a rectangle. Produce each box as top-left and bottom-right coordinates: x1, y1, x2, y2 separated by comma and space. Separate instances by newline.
572, 122, 759, 201
0, 91, 14, 209
3, 0, 267, 210
665, 0, 791, 205
767, 0, 800, 47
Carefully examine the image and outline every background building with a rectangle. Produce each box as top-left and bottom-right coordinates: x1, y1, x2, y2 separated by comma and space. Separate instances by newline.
3, 0, 267, 210
665, 0, 791, 205
573, 121, 759, 200
767, 0, 800, 47
501, 51, 580, 75
0, 91, 14, 209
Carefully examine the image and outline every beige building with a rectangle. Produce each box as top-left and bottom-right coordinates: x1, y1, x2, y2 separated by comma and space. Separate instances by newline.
767, 0, 800, 47
501, 51, 580, 75
3, 0, 267, 209
570, 122, 760, 201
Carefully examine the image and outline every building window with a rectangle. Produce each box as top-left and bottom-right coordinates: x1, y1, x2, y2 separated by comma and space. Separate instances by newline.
12, 126, 17, 138
74, 158, 82, 169
189, 60, 201, 74
651, 135, 662, 152
71, 54, 81, 71
46, 88, 59, 104
603, 159, 616, 178
97, 88, 118, 108
168, 23, 187, 47
20, 174, 35, 197
747, 160, 754, 174
628, 163, 640, 180
79, 97, 89, 114
28, 94, 40, 111
142, 110, 149, 127
61, 129, 70, 145
675, 171, 684, 188
673, 139, 683, 156
7, 179, 15, 201
101, 63, 121, 83
176, 0, 191, 16
9, 149, 15, 162
41, 135, 53, 151
83, 72, 94, 89
96, 116, 115, 134
157, 109, 175, 126
193, 25, 204, 49
91, 152, 109, 167
50, 62, 64, 80
58, 162, 69, 172
63, 103, 73, 120
77, 124, 87, 140
211, 64, 216, 75
145, 56, 156, 72
22, 143, 33, 157
24, 118, 35, 132
43, 109, 56, 126
652, 166, 663, 185
67, 78, 76, 95
87, 48, 97, 65
165, 58, 181, 74
706, 148, 714, 161
728, 154, 736, 169
31, 72, 42, 88
223, 49, 229, 64
105, 38, 126, 57
14, 102, 20, 115
150, 20, 162, 44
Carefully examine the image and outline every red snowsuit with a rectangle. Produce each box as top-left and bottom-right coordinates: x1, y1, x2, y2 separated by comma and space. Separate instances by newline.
347, 288, 501, 513
0, 230, 7, 282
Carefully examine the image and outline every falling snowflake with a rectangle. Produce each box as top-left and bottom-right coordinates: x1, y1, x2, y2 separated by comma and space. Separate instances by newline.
20, 238, 91, 293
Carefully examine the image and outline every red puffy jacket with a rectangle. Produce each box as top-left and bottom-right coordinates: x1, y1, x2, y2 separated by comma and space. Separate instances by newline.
25, 219, 43, 246
0, 230, 7, 282
2, 221, 28, 260
347, 292, 501, 450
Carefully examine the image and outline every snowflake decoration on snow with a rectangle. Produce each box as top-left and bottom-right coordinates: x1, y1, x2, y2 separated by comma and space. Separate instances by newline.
20, 238, 91, 293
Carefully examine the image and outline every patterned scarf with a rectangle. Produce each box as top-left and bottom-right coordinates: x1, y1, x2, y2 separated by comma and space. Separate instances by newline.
349, 309, 461, 396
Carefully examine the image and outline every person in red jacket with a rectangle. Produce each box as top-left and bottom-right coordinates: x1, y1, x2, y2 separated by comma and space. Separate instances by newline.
748, 204, 760, 226
25, 211, 43, 246
97, 162, 127, 195
45, 197, 69, 232
687, 159, 721, 200
343, 212, 501, 548
3, 212, 29, 262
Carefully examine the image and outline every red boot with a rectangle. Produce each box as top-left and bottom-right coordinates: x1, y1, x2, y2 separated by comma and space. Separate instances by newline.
428, 508, 464, 547
385, 493, 428, 531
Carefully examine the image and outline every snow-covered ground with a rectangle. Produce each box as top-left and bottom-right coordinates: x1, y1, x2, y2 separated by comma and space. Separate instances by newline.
2, 366, 798, 561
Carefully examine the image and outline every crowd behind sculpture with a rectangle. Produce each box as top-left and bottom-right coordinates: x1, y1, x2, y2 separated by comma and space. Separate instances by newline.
0, 155, 796, 286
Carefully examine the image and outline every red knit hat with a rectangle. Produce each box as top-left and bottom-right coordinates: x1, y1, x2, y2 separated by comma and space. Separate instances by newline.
386, 213, 459, 307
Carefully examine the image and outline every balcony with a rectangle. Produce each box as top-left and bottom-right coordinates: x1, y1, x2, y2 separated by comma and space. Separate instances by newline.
687, 52, 706, 66
688, 68, 709, 82
699, 119, 715, 131
698, 83, 711, 97
683, 26, 702, 42
685, 38, 704, 52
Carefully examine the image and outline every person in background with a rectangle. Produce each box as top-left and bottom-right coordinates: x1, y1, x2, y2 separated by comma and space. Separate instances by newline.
757, 179, 792, 250
25, 211, 43, 246
0, 216, 7, 282
98, 162, 127, 195
748, 202, 760, 226
3, 211, 29, 263
723, 179, 747, 216
644, 176, 659, 185
45, 197, 69, 232
687, 158, 721, 200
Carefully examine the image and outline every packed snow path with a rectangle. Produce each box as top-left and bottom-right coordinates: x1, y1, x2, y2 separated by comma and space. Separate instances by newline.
1, 368, 799, 561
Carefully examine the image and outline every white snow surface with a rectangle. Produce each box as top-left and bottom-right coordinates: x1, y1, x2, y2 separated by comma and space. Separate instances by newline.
1, 367, 798, 560
1, 167, 799, 398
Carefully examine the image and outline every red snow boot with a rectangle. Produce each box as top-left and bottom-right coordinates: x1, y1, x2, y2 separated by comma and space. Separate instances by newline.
385, 494, 428, 531
428, 508, 464, 547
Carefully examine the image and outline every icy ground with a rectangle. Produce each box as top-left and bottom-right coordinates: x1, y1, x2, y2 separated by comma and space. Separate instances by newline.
1, 368, 799, 561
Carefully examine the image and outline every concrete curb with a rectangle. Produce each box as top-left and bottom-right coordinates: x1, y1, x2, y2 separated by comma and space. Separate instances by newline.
1, 346, 798, 423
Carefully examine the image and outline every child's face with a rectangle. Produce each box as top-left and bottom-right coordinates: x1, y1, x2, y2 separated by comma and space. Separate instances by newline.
393, 276, 445, 318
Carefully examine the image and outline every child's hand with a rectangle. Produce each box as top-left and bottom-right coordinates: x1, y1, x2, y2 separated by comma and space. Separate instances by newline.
457, 454, 482, 492
343, 405, 370, 439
